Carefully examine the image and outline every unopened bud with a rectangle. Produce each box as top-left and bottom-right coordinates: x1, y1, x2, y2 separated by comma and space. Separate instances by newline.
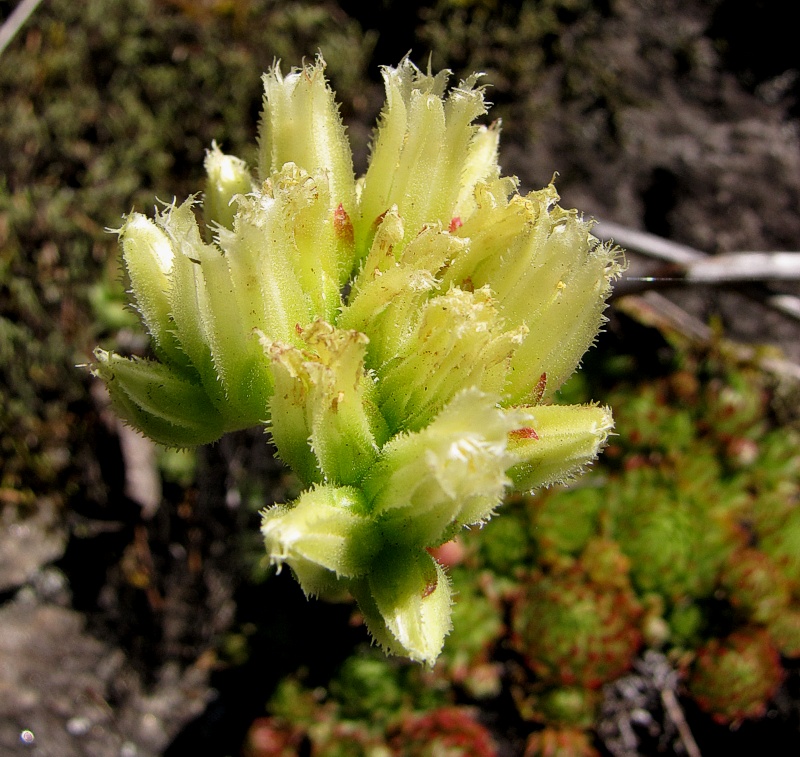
262, 485, 378, 598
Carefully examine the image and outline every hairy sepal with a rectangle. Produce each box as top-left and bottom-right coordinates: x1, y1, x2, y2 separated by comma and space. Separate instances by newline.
363, 389, 530, 547
92, 349, 225, 447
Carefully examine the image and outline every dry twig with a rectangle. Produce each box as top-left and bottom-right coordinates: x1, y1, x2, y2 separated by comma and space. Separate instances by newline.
595, 220, 800, 322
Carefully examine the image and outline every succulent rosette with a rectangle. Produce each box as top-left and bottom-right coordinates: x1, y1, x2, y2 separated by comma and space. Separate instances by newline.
92, 57, 620, 663
510, 550, 643, 690
688, 627, 784, 725
387, 707, 498, 757
523, 726, 601, 757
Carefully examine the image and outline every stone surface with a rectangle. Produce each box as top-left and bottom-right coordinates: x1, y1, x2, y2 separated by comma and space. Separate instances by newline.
0, 595, 212, 757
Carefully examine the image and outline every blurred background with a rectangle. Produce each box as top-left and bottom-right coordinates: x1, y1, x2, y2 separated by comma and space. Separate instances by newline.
1, 1, 799, 755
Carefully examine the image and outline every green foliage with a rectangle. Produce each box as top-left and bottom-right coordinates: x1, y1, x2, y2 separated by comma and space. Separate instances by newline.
244, 654, 498, 756
506, 348, 800, 730
444, 343, 800, 738
476, 502, 533, 575
527, 485, 603, 560
606, 462, 742, 602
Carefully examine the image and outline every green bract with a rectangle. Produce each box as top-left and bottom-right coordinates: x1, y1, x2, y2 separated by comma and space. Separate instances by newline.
92, 57, 621, 664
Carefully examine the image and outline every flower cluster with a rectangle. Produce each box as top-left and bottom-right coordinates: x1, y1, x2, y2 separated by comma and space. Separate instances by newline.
92, 57, 620, 663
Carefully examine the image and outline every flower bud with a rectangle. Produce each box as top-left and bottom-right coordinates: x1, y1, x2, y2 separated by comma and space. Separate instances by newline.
117, 213, 189, 372
507, 403, 614, 491
261, 485, 378, 598
340, 220, 464, 369
203, 142, 253, 231
363, 389, 530, 547
220, 164, 339, 336
356, 59, 494, 256
439, 184, 528, 293
351, 547, 453, 665
258, 56, 355, 218
262, 320, 386, 486
376, 287, 526, 433
158, 200, 273, 427
446, 184, 623, 403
